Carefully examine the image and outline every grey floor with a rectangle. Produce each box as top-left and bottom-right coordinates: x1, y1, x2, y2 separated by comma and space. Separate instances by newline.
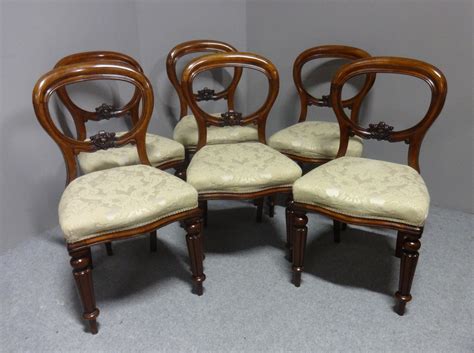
1, 201, 472, 353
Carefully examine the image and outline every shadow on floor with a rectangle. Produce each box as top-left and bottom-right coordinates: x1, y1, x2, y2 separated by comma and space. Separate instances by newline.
302, 224, 399, 296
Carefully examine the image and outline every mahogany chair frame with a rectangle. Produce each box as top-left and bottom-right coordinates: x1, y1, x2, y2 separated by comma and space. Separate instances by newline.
166, 39, 243, 156
33, 61, 205, 334
181, 52, 293, 226
288, 57, 447, 315
269, 46, 376, 222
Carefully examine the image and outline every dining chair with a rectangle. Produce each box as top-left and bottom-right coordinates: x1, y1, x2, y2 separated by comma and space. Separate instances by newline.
55, 51, 186, 178
182, 52, 302, 244
168, 41, 276, 224
167, 40, 259, 162
287, 57, 447, 315
268, 45, 376, 221
32, 61, 205, 334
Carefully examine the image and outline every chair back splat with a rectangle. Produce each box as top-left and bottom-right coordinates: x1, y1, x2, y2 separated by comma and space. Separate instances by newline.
166, 40, 242, 118
181, 52, 279, 150
294, 45, 375, 123
55, 51, 144, 140
330, 56, 447, 172
32, 61, 154, 184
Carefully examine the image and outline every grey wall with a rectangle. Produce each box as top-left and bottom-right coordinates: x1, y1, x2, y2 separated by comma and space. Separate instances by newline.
0, 0, 472, 253
247, 0, 473, 213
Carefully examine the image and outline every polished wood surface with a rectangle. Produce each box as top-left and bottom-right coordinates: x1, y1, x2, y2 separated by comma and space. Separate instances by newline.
166, 39, 242, 120
33, 62, 205, 334
289, 56, 447, 315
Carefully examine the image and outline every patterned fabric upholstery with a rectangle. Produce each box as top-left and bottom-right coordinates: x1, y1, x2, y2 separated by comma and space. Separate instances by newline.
293, 157, 430, 226
77, 132, 184, 174
268, 121, 363, 159
187, 142, 302, 194
173, 114, 258, 148
59, 165, 198, 243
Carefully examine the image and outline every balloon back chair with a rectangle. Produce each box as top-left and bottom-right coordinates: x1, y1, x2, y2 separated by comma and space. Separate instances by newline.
55, 51, 186, 177
288, 57, 447, 315
32, 61, 205, 334
55, 51, 187, 255
182, 52, 302, 241
167, 40, 259, 160
269, 45, 375, 165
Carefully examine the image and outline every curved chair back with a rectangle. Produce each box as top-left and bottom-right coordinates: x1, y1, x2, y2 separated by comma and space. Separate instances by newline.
55, 51, 144, 140
166, 40, 242, 118
294, 45, 375, 123
330, 56, 447, 172
33, 61, 155, 184
181, 52, 279, 151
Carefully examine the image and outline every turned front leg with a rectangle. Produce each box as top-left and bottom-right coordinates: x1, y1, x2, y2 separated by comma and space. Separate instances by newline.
255, 198, 264, 223
292, 212, 308, 287
149, 230, 157, 252
285, 201, 295, 262
69, 247, 100, 334
185, 217, 206, 295
395, 232, 422, 315
267, 196, 275, 218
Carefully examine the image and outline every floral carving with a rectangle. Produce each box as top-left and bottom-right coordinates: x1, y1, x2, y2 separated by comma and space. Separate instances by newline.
367, 121, 394, 141
220, 110, 243, 126
95, 103, 117, 120
196, 87, 216, 101
90, 130, 117, 150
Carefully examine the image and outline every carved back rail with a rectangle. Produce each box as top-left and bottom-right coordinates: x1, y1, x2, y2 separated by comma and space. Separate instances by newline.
166, 40, 243, 118
33, 61, 155, 184
293, 45, 376, 123
54, 51, 144, 140
181, 52, 279, 151
330, 56, 447, 172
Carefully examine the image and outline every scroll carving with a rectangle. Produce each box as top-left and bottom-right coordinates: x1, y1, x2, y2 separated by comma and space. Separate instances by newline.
220, 110, 243, 126
311, 94, 331, 107
367, 121, 394, 141
196, 87, 216, 101
90, 130, 117, 150
95, 103, 117, 120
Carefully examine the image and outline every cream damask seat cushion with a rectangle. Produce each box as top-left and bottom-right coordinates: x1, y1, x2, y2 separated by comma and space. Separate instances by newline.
173, 114, 258, 148
293, 157, 430, 226
268, 121, 363, 159
59, 165, 198, 243
77, 132, 185, 174
187, 142, 302, 194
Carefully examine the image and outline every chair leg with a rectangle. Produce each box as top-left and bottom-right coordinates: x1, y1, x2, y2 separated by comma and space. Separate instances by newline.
105, 242, 113, 256
292, 211, 308, 287
395, 231, 406, 258
395, 232, 422, 315
255, 198, 264, 223
69, 247, 100, 334
184, 217, 206, 295
199, 200, 208, 227
333, 220, 342, 243
267, 196, 275, 218
285, 206, 294, 262
149, 230, 157, 252
341, 222, 347, 230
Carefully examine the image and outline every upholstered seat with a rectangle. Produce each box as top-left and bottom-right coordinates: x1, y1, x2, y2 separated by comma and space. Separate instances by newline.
173, 114, 258, 148
187, 142, 302, 194
77, 132, 184, 174
293, 156, 430, 226
59, 165, 198, 243
268, 121, 363, 159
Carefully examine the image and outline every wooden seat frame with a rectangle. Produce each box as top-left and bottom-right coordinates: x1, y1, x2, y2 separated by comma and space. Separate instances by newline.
33, 61, 205, 334
288, 56, 447, 315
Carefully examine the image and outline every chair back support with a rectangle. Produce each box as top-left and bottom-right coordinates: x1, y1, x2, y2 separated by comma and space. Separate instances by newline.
181, 52, 279, 151
55, 51, 144, 140
33, 61, 155, 184
293, 45, 375, 123
166, 40, 242, 118
330, 56, 447, 172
